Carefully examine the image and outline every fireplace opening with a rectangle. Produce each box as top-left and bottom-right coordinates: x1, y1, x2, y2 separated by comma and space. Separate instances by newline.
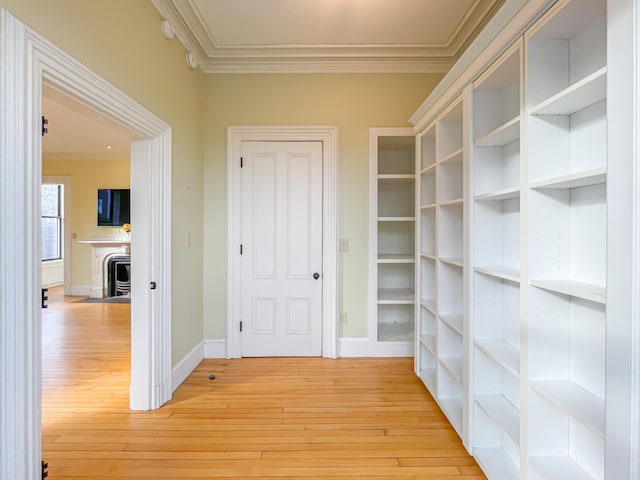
107, 255, 131, 297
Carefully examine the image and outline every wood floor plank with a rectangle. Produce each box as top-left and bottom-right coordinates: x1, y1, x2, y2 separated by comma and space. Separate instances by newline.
42, 286, 485, 478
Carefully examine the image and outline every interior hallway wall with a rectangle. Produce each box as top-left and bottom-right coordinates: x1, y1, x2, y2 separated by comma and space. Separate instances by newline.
203, 73, 443, 340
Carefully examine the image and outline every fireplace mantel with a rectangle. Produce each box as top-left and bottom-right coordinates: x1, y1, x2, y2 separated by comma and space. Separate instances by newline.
77, 239, 130, 298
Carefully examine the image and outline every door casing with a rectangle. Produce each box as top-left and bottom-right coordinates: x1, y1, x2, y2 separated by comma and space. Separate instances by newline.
0, 10, 172, 479
227, 126, 338, 359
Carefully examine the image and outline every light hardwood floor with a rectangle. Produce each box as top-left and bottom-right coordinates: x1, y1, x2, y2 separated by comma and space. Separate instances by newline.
42, 287, 485, 479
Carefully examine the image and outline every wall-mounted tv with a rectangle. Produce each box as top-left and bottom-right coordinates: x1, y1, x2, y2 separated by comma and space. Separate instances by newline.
97, 188, 130, 226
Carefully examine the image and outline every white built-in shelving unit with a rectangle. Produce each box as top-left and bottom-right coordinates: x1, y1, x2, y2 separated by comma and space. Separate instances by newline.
410, 0, 631, 477
415, 96, 470, 445
369, 128, 416, 355
472, 41, 523, 478
525, 1, 607, 478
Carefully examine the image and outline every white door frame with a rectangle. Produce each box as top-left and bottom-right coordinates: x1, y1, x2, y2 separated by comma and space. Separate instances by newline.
0, 10, 172, 479
227, 126, 338, 359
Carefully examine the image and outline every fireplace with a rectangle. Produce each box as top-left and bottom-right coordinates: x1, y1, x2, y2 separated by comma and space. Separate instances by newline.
77, 239, 131, 298
107, 255, 131, 297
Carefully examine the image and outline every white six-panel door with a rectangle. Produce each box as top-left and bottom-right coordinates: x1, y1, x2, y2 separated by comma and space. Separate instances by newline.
240, 141, 323, 356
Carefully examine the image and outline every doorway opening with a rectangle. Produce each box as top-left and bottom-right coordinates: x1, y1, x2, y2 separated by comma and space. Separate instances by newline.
0, 10, 173, 476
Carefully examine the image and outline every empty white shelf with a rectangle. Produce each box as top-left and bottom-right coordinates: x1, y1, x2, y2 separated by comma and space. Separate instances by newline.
420, 251, 437, 260
530, 279, 605, 304
378, 216, 415, 222
378, 288, 415, 304
529, 67, 607, 116
378, 322, 414, 342
474, 186, 520, 201
439, 314, 463, 335
475, 116, 520, 147
377, 254, 415, 263
440, 148, 464, 165
439, 256, 463, 268
421, 334, 436, 355
475, 266, 521, 283
420, 368, 436, 394
420, 202, 437, 210
529, 455, 592, 480
420, 163, 436, 175
530, 380, 604, 436
421, 298, 437, 314
439, 198, 463, 207
439, 397, 463, 435
529, 167, 606, 190
378, 174, 416, 183
440, 357, 463, 384
476, 395, 520, 445
475, 339, 520, 377
475, 448, 519, 480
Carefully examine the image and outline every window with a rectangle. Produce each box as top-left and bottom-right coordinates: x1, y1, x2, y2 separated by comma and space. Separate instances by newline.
41, 184, 63, 261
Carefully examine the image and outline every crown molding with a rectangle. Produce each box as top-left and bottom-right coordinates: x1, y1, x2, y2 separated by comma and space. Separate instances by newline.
198, 56, 453, 74
152, 0, 501, 74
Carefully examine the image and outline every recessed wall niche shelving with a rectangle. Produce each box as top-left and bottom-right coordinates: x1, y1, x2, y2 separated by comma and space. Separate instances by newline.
369, 128, 416, 355
415, 95, 470, 446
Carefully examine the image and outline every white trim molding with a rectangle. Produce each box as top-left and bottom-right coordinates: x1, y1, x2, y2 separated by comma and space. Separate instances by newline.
0, 12, 40, 480
339, 338, 414, 358
151, 0, 505, 74
0, 8, 172, 478
70, 285, 92, 297
605, 0, 639, 477
227, 126, 339, 359
633, 0, 640, 472
172, 341, 204, 392
204, 339, 226, 359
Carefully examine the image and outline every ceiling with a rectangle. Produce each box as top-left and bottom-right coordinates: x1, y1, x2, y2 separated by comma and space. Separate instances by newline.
42, 1, 505, 160
42, 86, 134, 161
152, 0, 505, 73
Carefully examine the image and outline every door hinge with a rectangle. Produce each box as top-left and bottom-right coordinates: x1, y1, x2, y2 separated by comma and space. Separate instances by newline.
240, 321, 243, 332
240, 157, 243, 168
41, 116, 49, 136
240, 244, 243, 255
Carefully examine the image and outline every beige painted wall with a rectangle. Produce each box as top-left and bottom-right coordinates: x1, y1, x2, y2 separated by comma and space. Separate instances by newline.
2, 0, 443, 359
1, 0, 205, 364
203, 73, 443, 340
42, 159, 130, 287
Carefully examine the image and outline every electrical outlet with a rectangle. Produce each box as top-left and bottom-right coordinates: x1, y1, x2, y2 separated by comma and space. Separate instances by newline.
339, 238, 349, 252
340, 312, 348, 324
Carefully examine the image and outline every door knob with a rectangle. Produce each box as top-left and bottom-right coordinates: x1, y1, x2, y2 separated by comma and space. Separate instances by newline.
313, 273, 320, 280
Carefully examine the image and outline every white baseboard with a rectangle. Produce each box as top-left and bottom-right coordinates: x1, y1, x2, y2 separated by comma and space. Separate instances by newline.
171, 341, 204, 392
204, 339, 226, 358
339, 337, 414, 357
70, 285, 91, 296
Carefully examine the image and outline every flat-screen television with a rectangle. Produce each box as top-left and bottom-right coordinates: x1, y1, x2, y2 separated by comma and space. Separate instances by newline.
97, 188, 130, 226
